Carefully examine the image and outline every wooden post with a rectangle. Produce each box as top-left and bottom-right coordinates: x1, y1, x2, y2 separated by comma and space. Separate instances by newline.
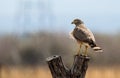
46, 55, 90, 78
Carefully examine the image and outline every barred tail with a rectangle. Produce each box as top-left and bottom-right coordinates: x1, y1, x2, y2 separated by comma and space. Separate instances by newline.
93, 46, 103, 52
89, 41, 103, 52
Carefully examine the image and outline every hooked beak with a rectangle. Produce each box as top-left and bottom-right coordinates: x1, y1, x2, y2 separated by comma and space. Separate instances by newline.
71, 21, 74, 24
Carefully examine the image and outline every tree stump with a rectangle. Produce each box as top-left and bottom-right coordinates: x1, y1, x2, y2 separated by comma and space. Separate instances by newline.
0, 64, 2, 78
46, 55, 90, 78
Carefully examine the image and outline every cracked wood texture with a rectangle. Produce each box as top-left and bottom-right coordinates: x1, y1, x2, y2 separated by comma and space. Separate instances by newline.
46, 55, 90, 78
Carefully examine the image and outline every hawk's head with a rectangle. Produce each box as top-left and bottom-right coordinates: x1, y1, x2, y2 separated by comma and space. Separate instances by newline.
71, 19, 83, 26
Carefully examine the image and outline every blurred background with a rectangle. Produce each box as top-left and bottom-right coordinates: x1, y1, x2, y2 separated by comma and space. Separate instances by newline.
0, 0, 120, 78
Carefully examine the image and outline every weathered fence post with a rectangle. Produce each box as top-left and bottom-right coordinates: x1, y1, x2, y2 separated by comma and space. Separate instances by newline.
46, 54, 90, 78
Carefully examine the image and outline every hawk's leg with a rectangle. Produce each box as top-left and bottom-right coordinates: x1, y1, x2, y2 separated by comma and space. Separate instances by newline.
84, 45, 88, 56
77, 43, 82, 55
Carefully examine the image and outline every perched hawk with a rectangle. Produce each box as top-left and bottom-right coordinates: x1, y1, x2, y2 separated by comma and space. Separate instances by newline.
70, 19, 103, 56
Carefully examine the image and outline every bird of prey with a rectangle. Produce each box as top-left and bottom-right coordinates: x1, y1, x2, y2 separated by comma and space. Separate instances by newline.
70, 19, 103, 56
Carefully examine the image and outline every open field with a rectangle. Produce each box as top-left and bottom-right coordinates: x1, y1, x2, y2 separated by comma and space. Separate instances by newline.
86, 66, 120, 78
0, 66, 120, 78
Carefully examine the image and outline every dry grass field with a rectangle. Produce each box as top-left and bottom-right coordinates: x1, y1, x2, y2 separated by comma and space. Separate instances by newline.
86, 66, 120, 78
0, 66, 120, 78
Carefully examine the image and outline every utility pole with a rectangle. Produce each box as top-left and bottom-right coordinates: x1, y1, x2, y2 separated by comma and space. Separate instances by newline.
15, 0, 54, 34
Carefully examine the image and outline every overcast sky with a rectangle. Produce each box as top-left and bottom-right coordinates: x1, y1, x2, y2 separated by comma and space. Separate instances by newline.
0, 0, 120, 34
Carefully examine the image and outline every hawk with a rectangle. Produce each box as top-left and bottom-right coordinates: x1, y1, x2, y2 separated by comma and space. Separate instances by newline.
70, 19, 103, 56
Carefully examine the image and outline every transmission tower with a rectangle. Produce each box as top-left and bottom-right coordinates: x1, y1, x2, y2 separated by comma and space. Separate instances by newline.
15, 0, 54, 34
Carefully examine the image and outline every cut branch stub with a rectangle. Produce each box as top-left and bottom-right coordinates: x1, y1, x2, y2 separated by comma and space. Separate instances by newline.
71, 55, 90, 78
46, 55, 69, 78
